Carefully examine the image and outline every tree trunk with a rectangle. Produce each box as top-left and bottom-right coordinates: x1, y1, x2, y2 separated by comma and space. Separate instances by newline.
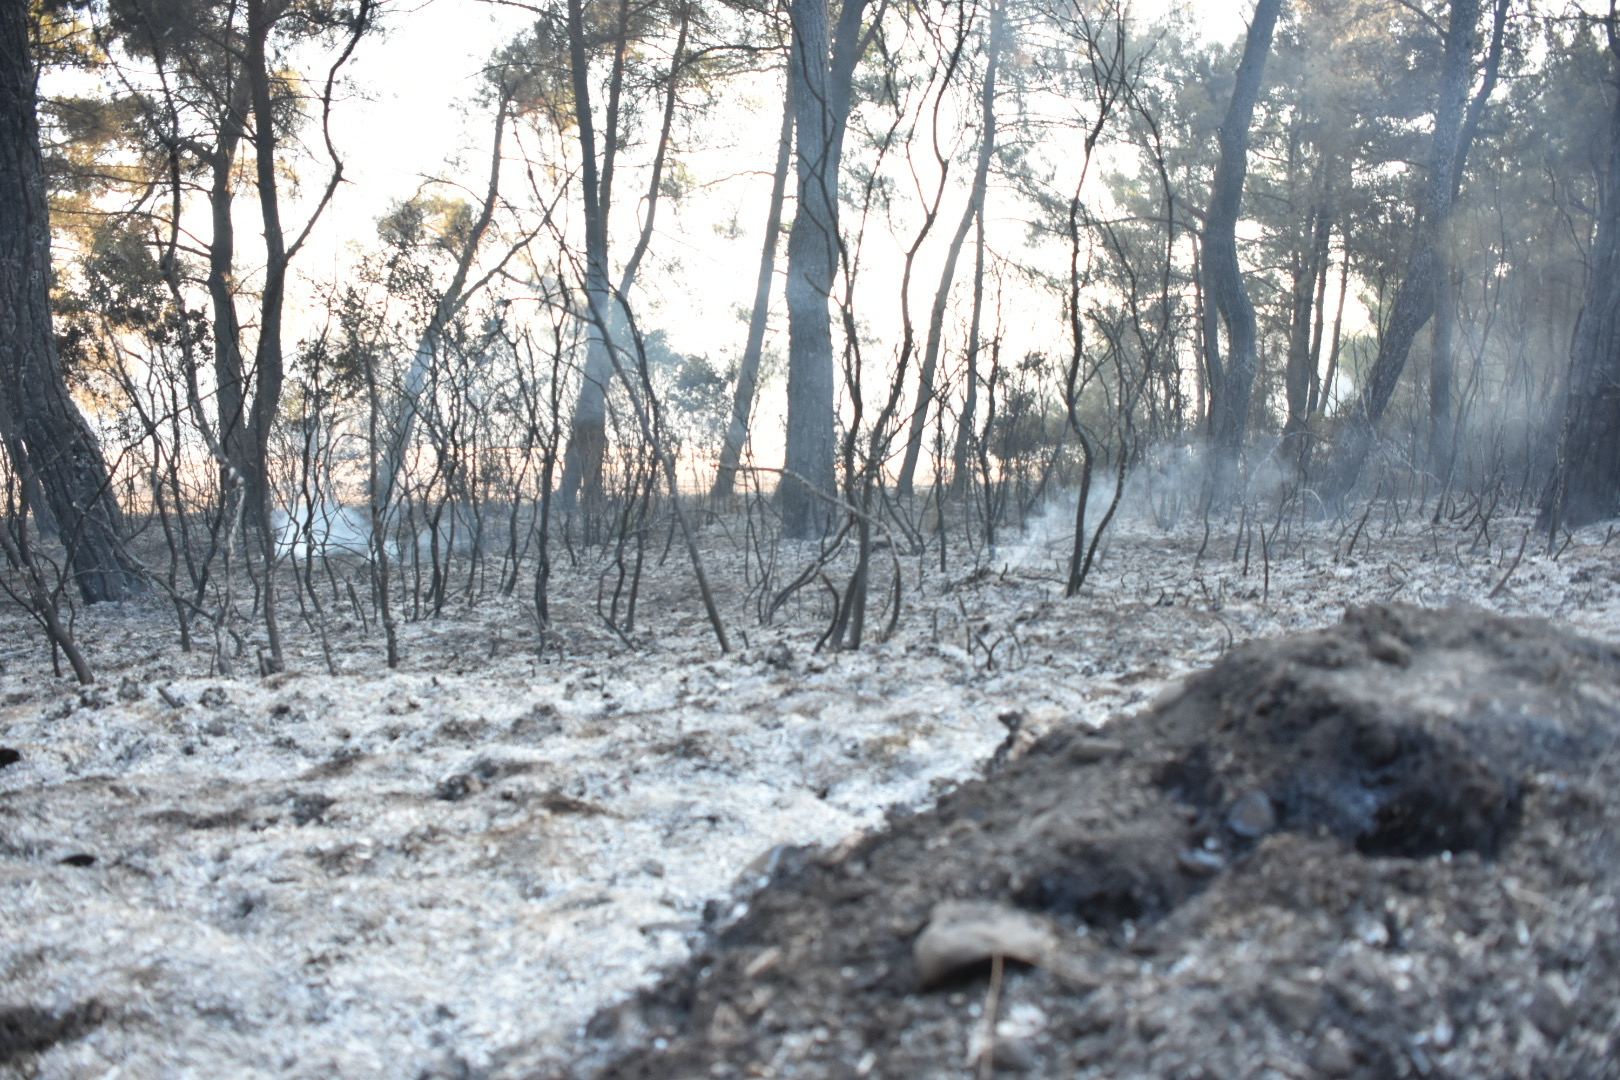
1202, 0, 1284, 467
1430, 0, 1507, 476
558, 0, 630, 507
1327, 0, 1483, 495
1284, 182, 1332, 446
712, 63, 795, 500
206, 76, 253, 493
950, 187, 989, 495
1428, 263, 1456, 471
0, 0, 142, 603
558, 0, 688, 508
781, 0, 869, 537
897, 3, 1004, 498
1545, 21, 1620, 531
243, 0, 292, 668
377, 96, 510, 511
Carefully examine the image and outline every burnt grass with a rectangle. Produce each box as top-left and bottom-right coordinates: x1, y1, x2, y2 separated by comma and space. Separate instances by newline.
552, 604, 1620, 1080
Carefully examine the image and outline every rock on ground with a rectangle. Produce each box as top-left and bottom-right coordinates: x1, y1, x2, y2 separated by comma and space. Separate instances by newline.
559, 604, 1620, 1080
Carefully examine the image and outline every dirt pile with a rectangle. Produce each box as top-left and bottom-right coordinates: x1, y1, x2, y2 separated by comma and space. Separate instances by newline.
561, 604, 1620, 1080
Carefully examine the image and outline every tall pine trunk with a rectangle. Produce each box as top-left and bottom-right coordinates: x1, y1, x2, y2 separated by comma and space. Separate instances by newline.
781, 0, 869, 537
897, 3, 1004, 498
243, 0, 290, 668
205, 76, 253, 494
713, 52, 795, 499
0, 0, 142, 603
1327, 0, 1483, 496
950, 184, 990, 495
558, 0, 687, 508
1545, 20, 1620, 530
1283, 177, 1332, 447
1201, 0, 1284, 471
376, 97, 510, 511
558, 0, 630, 508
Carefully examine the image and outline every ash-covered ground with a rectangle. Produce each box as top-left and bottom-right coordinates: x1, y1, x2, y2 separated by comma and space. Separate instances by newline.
570, 603, 1620, 1080
2, 500, 1619, 1079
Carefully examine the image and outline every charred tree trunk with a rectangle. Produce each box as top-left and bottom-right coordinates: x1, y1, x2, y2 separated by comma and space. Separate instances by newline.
1284, 180, 1332, 448
1429, 264, 1457, 472
0, 0, 142, 603
950, 188, 989, 496
897, 3, 1004, 498
1201, 0, 1283, 470
781, 0, 869, 537
377, 94, 511, 511
244, 0, 288, 667
1431, 0, 1507, 476
713, 54, 794, 500
1545, 18, 1620, 531
558, 0, 630, 508
204, 76, 253, 493
558, 0, 687, 509
1328, 0, 1490, 495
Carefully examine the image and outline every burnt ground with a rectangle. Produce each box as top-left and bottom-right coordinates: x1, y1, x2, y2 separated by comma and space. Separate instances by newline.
555, 604, 1620, 1080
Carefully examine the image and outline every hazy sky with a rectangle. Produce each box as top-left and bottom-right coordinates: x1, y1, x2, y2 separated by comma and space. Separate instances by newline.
320, 0, 1255, 248
291, 0, 1268, 464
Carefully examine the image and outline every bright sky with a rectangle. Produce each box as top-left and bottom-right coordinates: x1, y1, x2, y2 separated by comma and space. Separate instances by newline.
289, 0, 1267, 468
316, 0, 1256, 250
49, 0, 1265, 466
310, 1, 535, 267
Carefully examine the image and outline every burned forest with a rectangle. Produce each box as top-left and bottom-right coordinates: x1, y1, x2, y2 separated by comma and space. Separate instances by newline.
2, 0, 1620, 1077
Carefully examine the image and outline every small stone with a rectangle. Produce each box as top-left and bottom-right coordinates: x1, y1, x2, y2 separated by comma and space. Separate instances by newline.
1314, 1027, 1356, 1078
913, 901, 1058, 987
707, 1002, 746, 1046
1067, 738, 1126, 765
1368, 631, 1413, 668
288, 792, 335, 826
1136, 1009, 1169, 1041
1178, 848, 1225, 877
415, 1050, 471, 1080
1528, 979, 1574, 1040
743, 946, 782, 979
1226, 791, 1277, 838
990, 1037, 1039, 1071
117, 678, 145, 702
435, 774, 477, 802
1263, 979, 1322, 1031
641, 859, 666, 878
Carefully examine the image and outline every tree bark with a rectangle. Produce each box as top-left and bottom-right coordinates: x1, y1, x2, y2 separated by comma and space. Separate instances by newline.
204, 75, 253, 492
950, 181, 989, 495
558, 0, 688, 507
243, 0, 289, 667
1202, 0, 1284, 466
1327, 0, 1483, 495
558, 0, 629, 507
1430, 0, 1507, 474
781, 0, 870, 537
1428, 262, 1456, 470
712, 61, 795, 500
897, 3, 1004, 498
0, 0, 142, 603
377, 95, 511, 511
1284, 179, 1332, 447
1545, 18, 1620, 531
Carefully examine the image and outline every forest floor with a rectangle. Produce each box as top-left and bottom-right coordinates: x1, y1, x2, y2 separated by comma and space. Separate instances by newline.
1, 493, 1618, 1079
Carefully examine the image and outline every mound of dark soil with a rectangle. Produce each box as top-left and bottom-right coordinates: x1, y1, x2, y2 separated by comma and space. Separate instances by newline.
551, 604, 1620, 1080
